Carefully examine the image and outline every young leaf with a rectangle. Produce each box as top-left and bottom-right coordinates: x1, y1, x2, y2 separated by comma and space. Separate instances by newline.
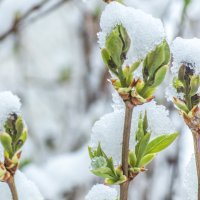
145, 133, 179, 154
0, 132, 13, 157
91, 167, 114, 179
135, 133, 151, 166
139, 153, 156, 167
128, 151, 137, 167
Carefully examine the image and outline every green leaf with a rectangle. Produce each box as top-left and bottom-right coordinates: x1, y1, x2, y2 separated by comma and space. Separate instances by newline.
128, 151, 137, 167
106, 27, 123, 68
152, 65, 168, 87
145, 133, 179, 154
143, 111, 148, 134
0, 132, 13, 157
135, 133, 151, 166
105, 175, 127, 185
15, 117, 24, 141
101, 48, 111, 68
139, 153, 156, 167
190, 75, 200, 96
130, 60, 141, 73
91, 167, 114, 179
135, 113, 145, 141
15, 130, 27, 151
173, 98, 189, 113
88, 146, 94, 159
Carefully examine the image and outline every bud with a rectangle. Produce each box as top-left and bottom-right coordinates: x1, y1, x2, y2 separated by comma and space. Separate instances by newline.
135, 113, 145, 141
105, 26, 124, 68
128, 151, 137, 167
143, 40, 170, 79
0, 163, 10, 182
173, 77, 184, 93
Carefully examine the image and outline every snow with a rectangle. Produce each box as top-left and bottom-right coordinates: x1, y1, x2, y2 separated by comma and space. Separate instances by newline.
171, 37, 200, 75
90, 93, 176, 164
98, 1, 165, 65
0, 171, 43, 200
0, 91, 21, 130
23, 147, 93, 199
85, 184, 118, 200
184, 155, 198, 200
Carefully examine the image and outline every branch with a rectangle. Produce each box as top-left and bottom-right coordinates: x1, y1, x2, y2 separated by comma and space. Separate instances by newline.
192, 131, 200, 200
0, 0, 70, 41
120, 101, 133, 200
7, 176, 18, 200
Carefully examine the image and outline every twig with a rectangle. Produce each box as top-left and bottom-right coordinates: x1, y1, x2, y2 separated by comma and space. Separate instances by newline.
120, 101, 133, 200
0, 0, 70, 41
7, 176, 18, 200
192, 131, 200, 200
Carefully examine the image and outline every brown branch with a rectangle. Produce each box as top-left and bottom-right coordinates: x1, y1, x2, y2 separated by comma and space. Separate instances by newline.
192, 131, 200, 200
120, 101, 133, 200
0, 0, 70, 42
7, 176, 18, 200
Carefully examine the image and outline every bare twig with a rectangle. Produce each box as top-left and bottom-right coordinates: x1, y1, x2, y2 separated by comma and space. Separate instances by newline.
120, 101, 133, 200
0, 0, 70, 41
192, 131, 200, 200
7, 176, 18, 200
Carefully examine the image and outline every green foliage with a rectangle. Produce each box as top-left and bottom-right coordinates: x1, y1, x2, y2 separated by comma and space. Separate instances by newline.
88, 144, 127, 185
145, 133, 179, 154
139, 40, 170, 98
101, 25, 131, 87
129, 112, 179, 172
0, 114, 28, 159
173, 64, 200, 112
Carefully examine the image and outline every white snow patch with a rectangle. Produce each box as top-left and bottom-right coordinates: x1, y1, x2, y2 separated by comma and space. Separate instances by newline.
98, 1, 165, 65
0, 171, 43, 200
91, 96, 176, 164
85, 184, 118, 200
184, 155, 198, 200
0, 91, 21, 130
171, 37, 200, 75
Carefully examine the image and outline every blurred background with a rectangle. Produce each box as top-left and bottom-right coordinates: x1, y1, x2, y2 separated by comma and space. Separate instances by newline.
0, 0, 199, 199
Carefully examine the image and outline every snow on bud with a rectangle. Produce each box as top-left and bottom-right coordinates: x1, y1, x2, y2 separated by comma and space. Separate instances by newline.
85, 184, 118, 200
171, 37, 200, 76
99, 2, 165, 65
0, 91, 21, 130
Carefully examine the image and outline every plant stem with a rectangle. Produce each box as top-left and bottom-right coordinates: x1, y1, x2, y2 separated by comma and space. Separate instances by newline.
120, 101, 133, 200
192, 131, 200, 200
7, 176, 18, 200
